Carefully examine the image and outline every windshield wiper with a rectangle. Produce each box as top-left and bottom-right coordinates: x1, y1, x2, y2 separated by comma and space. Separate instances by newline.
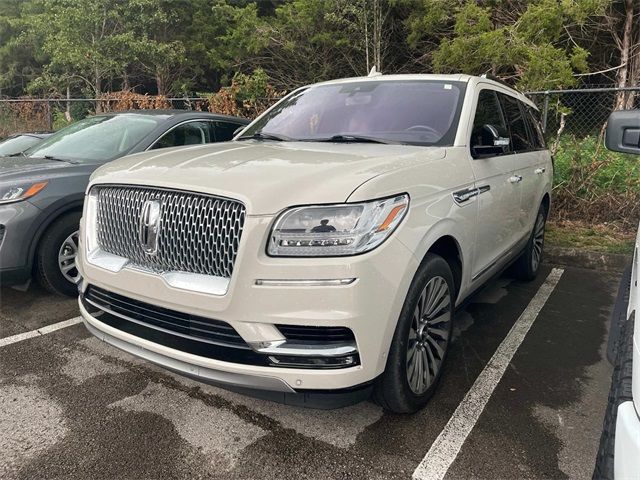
39, 155, 80, 165
7, 152, 26, 157
237, 131, 291, 142
306, 134, 397, 145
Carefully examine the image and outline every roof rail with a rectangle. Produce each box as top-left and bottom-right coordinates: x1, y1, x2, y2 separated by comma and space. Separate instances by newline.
480, 73, 516, 90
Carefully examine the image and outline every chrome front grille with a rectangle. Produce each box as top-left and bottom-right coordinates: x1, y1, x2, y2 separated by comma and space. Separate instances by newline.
94, 185, 246, 278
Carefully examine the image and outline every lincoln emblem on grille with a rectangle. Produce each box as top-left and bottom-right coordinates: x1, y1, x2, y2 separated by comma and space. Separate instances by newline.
138, 199, 162, 255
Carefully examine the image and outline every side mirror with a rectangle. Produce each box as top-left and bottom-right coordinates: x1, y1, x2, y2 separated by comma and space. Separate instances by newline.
471, 124, 510, 159
605, 110, 640, 155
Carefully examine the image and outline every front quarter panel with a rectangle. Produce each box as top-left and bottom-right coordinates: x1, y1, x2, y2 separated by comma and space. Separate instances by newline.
348, 146, 477, 302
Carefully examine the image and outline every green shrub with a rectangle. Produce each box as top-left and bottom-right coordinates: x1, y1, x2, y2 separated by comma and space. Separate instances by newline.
551, 135, 640, 227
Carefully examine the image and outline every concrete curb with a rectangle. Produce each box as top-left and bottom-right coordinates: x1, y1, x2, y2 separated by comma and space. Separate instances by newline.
543, 245, 632, 273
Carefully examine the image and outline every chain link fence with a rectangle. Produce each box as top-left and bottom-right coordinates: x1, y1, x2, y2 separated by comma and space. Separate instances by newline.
526, 87, 640, 139
2, 86, 638, 140
0, 96, 212, 138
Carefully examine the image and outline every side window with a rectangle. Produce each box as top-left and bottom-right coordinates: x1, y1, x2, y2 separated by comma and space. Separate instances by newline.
210, 121, 244, 142
498, 94, 534, 152
151, 121, 211, 150
471, 89, 510, 156
525, 106, 546, 149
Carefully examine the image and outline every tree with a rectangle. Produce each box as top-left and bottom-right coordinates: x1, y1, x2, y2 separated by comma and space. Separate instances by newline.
22, 0, 135, 103
242, 0, 408, 89
607, 0, 639, 109
0, 0, 43, 96
405, 0, 606, 90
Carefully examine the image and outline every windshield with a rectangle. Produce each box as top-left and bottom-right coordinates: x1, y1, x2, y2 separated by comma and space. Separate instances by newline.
0, 135, 46, 156
240, 80, 466, 146
24, 114, 166, 163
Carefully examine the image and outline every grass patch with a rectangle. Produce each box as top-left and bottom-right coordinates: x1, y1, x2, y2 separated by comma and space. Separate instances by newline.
546, 220, 635, 255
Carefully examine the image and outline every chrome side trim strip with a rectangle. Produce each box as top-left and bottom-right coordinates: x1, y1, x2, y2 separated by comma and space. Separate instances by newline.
452, 186, 479, 205
452, 185, 491, 206
472, 261, 497, 281
248, 339, 358, 357
254, 278, 357, 287
471, 232, 530, 281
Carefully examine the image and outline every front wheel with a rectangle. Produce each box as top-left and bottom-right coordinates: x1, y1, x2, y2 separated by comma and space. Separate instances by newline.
513, 204, 547, 281
373, 253, 455, 413
35, 212, 82, 297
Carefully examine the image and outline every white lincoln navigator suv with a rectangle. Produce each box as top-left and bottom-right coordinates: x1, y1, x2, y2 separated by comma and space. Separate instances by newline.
77, 74, 552, 413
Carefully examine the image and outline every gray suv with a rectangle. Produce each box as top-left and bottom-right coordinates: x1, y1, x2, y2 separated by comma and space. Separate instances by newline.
0, 110, 248, 296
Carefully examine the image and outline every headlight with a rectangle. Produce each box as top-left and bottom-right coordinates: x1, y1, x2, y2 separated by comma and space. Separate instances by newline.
0, 181, 48, 205
268, 194, 409, 257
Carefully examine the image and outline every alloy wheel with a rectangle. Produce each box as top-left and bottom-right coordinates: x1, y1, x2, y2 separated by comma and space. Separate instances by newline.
531, 213, 545, 272
406, 276, 452, 395
58, 230, 81, 284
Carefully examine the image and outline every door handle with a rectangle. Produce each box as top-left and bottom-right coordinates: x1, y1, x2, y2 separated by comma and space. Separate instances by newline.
535, 168, 546, 175
508, 175, 523, 184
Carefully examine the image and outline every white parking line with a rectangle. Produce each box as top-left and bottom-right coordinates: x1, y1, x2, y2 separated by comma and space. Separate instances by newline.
413, 267, 564, 480
0, 317, 83, 348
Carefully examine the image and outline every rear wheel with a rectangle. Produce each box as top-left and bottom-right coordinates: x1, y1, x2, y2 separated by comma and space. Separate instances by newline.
513, 204, 547, 281
373, 253, 454, 413
35, 212, 82, 297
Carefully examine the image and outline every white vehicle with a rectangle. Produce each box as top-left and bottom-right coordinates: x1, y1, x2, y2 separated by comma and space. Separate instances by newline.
77, 74, 553, 413
595, 110, 640, 478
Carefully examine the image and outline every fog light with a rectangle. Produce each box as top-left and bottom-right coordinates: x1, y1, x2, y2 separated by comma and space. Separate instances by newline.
267, 354, 358, 369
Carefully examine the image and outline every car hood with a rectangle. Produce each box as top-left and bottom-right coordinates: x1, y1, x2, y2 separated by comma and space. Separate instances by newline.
0, 156, 94, 182
90, 141, 446, 215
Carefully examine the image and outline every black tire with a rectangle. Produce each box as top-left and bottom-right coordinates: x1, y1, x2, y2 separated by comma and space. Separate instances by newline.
35, 212, 82, 297
373, 253, 455, 413
513, 204, 547, 281
593, 314, 634, 479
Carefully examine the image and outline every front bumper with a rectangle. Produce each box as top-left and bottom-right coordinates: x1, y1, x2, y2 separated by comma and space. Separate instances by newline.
81, 298, 373, 408
80, 299, 295, 392
78, 217, 419, 391
0, 201, 41, 284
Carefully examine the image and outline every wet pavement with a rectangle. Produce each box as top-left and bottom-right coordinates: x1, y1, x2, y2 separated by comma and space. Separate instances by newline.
0, 264, 618, 479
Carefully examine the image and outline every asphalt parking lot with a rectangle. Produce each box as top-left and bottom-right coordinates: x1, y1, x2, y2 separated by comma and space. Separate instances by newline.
0, 263, 618, 480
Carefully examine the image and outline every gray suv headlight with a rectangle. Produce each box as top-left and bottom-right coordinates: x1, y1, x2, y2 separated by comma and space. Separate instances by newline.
0, 181, 48, 204
268, 194, 409, 257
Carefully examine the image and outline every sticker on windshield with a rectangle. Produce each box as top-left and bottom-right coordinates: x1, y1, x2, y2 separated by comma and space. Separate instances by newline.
444, 84, 452, 90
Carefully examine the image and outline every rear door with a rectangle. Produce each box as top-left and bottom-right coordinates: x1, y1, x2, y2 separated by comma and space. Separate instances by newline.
499, 93, 548, 238
468, 88, 520, 282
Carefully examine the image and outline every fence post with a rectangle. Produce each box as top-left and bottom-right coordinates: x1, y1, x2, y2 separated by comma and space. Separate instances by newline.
45, 99, 53, 131
542, 92, 549, 134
